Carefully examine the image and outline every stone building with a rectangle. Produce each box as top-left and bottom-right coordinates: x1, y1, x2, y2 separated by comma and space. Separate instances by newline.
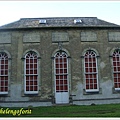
0, 17, 120, 107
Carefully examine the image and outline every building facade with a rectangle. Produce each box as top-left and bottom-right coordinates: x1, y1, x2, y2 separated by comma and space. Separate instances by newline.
0, 17, 120, 107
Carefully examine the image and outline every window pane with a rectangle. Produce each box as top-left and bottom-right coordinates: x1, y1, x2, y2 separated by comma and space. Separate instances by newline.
56, 86, 59, 91
64, 75, 67, 79
94, 84, 97, 89
113, 49, 120, 89
60, 80, 63, 84
56, 64, 59, 68
60, 64, 63, 68
34, 59, 37, 63
34, 86, 37, 91
30, 86, 33, 91
56, 80, 59, 85
30, 59, 33, 63
1, 65, 4, 69
0, 52, 9, 93
25, 51, 38, 93
54, 51, 68, 92
64, 85, 68, 91
84, 50, 98, 91
34, 81, 37, 85
64, 80, 67, 84
56, 69, 59, 74
86, 79, 89, 84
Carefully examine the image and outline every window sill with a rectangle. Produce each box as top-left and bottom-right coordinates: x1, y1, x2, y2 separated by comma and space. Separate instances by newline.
112, 87, 120, 94
83, 88, 102, 95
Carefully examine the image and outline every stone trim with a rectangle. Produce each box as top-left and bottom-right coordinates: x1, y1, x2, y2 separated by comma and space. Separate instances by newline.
52, 32, 69, 43
23, 32, 40, 43
81, 31, 97, 42
0, 32, 11, 44
108, 32, 120, 42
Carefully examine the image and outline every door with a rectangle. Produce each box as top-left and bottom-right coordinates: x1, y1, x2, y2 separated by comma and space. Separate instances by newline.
54, 51, 69, 104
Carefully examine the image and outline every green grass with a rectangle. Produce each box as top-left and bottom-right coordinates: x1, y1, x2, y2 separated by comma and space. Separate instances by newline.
1, 103, 120, 117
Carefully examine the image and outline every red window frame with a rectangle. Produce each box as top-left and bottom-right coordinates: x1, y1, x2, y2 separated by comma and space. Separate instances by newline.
0, 52, 8, 94
54, 52, 68, 92
24, 51, 38, 94
84, 50, 99, 92
112, 49, 120, 90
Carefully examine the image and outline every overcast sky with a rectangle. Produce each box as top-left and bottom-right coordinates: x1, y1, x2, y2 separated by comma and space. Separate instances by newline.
0, 1, 120, 26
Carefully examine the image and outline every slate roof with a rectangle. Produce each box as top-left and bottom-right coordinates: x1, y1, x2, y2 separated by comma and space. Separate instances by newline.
0, 17, 119, 29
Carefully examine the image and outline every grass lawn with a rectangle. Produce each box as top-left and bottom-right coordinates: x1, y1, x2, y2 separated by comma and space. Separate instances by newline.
0, 103, 120, 117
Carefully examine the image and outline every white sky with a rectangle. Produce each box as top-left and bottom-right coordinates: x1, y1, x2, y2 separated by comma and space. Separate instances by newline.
0, 1, 120, 26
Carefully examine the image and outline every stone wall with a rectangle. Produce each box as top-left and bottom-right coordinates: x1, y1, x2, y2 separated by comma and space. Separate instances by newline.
0, 28, 120, 106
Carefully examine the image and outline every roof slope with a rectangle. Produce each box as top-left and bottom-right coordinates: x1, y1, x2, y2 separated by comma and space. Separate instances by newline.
0, 17, 119, 29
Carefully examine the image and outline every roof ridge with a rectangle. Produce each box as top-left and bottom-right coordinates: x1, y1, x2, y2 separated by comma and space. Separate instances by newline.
20, 17, 98, 20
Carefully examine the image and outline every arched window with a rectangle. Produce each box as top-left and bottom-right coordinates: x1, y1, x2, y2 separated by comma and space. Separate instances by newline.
84, 50, 99, 92
24, 51, 38, 94
54, 51, 68, 92
0, 52, 9, 94
112, 49, 120, 90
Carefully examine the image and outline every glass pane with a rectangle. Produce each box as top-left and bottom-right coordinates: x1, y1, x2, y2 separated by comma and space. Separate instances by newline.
64, 58, 67, 62
1, 60, 4, 64
1, 65, 4, 69
30, 86, 33, 91
56, 64, 59, 68
26, 59, 29, 63
85, 58, 88, 62
94, 84, 97, 89
55, 59, 59, 63
64, 69, 67, 73
90, 84, 93, 89
5, 60, 8, 64
34, 86, 37, 91
56, 69, 59, 74
56, 86, 59, 91
30, 59, 33, 63
86, 85, 89, 89
5, 70, 8, 75
5, 81, 8, 86
90, 79, 93, 84
1, 81, 4, 86
60, 69, 63, 74
5, 87, 8, 91
60, 75, 63, 79
26, 70, 29, 74
30, 81, 33, 85
85, 63, 88, 67
64, 75, 67, 79
34, 70, 37, 74
94, 79, 97, 84
60, 86, 63, 90
34, 59, 37, 63
30, 64, 33, 69
34, 81, 37, 85
60, 80, 63, 84
26, 81, 29, 85
64, 80, 67, 84
56, 75, 59, 79
114, 78, 117, 82
30, 70, 33, 74
34, 76, 37, 80
60, 58, 62, 63
86, 79, 89, 84
64, 85, 68, 91
56, 80, 59, 85
26, 86, 29, 91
